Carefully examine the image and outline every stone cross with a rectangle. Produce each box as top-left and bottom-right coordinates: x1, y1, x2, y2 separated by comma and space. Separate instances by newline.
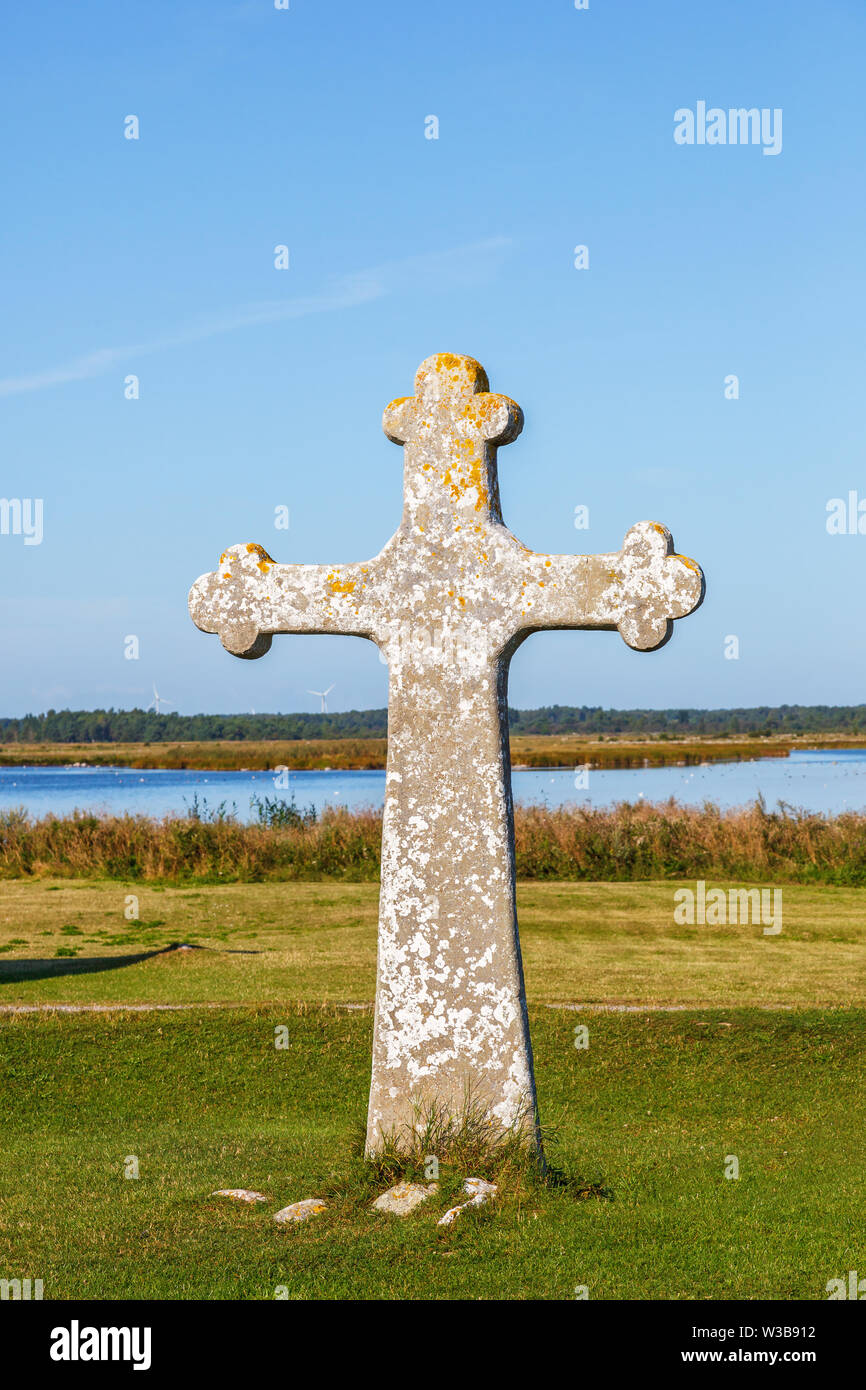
189, 353, 704, 1157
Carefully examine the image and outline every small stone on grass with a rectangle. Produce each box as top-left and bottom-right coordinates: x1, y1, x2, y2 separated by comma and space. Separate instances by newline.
373, 1181, 438, 1215
437, 1178, 498, 1227
212, 1188, 267, 1204
274, 1198, 326, 1224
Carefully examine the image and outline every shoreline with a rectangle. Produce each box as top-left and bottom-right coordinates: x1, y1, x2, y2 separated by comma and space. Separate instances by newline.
2, 733, 865, 773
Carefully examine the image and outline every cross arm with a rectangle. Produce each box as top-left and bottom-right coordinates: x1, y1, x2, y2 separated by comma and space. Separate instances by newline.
512, 521, 704, 651
188, 542, 378, 659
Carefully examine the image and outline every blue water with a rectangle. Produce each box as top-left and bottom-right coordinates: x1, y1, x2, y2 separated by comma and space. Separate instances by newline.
0, 748, 865, 821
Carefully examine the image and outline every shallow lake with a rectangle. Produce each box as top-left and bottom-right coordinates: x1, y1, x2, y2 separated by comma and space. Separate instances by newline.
1, 748, 865, 821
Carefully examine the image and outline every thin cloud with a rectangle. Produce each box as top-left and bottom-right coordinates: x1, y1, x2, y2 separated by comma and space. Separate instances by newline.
0, 346, 146, 397
0, 237, 512, 399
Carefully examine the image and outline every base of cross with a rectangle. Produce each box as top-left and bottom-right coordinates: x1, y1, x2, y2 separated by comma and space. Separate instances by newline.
364, 1084, 545, 1171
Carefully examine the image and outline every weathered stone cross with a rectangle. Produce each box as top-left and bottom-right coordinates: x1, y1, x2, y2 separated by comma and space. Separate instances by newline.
189, 353, 704, 1157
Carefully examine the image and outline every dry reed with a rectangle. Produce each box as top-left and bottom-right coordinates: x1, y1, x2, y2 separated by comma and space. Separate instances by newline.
2, 799, 865, 885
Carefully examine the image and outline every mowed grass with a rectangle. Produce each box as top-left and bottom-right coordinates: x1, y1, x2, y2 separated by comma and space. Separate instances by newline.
0, 1006, 862, 1299
1, 879, 862, 1299
0, 878, 863, 1008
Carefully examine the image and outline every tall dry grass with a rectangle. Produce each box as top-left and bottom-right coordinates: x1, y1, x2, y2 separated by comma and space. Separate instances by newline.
0, 735, 819, 771
2, 799, 866, 884
512, 800, 866, 883
0, 738, 389, 771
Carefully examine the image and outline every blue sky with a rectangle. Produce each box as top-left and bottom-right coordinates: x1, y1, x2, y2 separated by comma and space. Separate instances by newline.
1, 0, 864, 717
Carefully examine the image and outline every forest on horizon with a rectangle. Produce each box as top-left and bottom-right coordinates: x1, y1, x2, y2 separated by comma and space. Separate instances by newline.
2, 704, 866, 744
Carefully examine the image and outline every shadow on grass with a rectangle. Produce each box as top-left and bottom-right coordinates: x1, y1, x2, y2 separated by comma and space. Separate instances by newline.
0, 942, 261, 983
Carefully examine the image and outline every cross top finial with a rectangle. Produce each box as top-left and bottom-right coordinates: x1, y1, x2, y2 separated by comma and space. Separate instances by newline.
382, 353, 523, 525
383, 352, 522, 446
415, 352, 489, 405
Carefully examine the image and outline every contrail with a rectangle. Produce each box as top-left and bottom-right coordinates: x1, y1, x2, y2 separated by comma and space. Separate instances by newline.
0, 237, 513, 398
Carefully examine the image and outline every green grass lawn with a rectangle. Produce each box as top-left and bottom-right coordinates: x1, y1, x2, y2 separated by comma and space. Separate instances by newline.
0, 878, 863, 1007
0, 878, 863, 1300
0, 1006, 861, 1300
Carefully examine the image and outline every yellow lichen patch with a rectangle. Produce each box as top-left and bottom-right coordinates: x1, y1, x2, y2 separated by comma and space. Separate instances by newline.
245, 542, 275, 564
680, 556, 702, 575
440, 453, 488, 510
544, 560, 552, 568
327, 574, 357, 596
430, 351, 488, 392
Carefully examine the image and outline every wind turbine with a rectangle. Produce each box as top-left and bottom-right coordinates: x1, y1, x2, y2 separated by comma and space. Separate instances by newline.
307, 684, 335, 714
147, 683, 174, 715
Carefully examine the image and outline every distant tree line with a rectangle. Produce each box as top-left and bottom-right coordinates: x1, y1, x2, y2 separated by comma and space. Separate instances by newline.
1, 704, 865, 744
0, 708, 389, 744
506, 705, 866, 738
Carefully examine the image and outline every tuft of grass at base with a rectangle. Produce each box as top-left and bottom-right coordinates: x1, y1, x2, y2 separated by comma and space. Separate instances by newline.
358, 1092, 541, 1187
0, 1006, 862, 1300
